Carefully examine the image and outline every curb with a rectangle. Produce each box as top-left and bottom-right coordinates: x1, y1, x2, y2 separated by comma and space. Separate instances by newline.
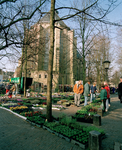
0, 106, 88, 149
0, 107, 27, 120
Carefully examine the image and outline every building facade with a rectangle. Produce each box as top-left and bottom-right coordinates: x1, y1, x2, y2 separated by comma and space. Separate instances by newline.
14, 12, 82, 89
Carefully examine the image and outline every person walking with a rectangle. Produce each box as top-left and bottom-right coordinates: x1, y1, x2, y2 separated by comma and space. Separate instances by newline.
84, 80, 90, 106
11, 84, 16, 97
100, 84, 107, 112
104, 81, 110, 110
90, 82, 97, 102
73, 80, 84, 107
118, 77, 122, 103
5, 83, 10, 95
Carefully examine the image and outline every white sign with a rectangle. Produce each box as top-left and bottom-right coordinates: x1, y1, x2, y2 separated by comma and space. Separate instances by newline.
0, 75, 3, 84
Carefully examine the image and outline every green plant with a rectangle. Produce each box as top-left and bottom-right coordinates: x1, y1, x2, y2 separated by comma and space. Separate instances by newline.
27, 116, 45, 125
77, 109, 88, 114
60, 116, 76, 126
30, 100, 40, 104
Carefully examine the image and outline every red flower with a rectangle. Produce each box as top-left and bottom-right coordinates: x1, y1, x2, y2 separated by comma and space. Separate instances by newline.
42, 102, 47, 105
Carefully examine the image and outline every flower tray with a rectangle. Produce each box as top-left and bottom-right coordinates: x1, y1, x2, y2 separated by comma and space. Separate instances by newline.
58, 133, 71, 142
26, 119, 43, 128
43, 125, 60, 136
26, 119, 31, 124
31, 122, 36, 126
32, 107, 41, 109
52, 108, 61, 110
77, 117, 93, 123
16, 96, 21, 98
65, 103, 71, 107
32, 106, 62, 111
72, 116, 93, 123
42, 125, 54, 133
80, 100, 84, 104
35, 123, 42, 128
71, 139, 88, 149
53, 131, 59, 136
43, 125, 71, 142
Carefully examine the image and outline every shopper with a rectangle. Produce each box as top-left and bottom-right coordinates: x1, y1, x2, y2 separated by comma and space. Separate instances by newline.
104, 81, 110, 110
84, 80, 90, 106
73, 80, 84, 107
11, 84, 16, 97
90, 82, 97, 102
100, 84, 107, 112
5, 83, 10, 94
118, 77, 122, 103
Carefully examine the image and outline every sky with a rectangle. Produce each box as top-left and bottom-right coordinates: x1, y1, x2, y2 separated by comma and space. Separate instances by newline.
1, 0, 122, 72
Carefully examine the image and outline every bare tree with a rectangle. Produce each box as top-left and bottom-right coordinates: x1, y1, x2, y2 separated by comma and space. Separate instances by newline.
1, 0, 122, 121
47, 0, 122, 121
86, 34, 111, 89
0, 0, 48, 50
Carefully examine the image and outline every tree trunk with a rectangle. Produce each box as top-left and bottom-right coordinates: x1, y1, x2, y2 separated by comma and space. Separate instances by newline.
46, 0, 55, 122
62, 75, 64, 92
24, 44, 27, 97
82, 21, 86, 84
24, 24, 28, 97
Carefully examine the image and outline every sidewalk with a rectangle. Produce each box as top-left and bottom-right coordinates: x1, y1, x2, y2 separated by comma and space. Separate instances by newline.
100, 94, 122, 150
0, 108, 82, 150
0, 94, 122, 150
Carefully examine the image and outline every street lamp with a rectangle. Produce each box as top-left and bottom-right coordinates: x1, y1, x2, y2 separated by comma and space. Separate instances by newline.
73, 76, 75, 85
103, 60, 111, 82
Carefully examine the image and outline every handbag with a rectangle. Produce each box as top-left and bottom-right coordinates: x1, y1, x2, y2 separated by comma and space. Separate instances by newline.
101, 101, 104, 110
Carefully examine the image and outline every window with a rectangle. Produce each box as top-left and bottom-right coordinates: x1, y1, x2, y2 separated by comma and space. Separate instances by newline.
39, 74, 41, 78
45, 75, 47, 78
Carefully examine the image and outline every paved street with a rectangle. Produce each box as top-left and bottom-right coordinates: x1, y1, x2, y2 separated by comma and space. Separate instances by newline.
100, 95, 122, 150
0, 107, 82, 150
0, 94, 122, 150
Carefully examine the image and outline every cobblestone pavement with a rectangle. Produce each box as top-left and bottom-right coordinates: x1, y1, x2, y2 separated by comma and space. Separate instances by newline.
0, 94, 122, 150
0, 108, 83, 150
100, 95, 122, 150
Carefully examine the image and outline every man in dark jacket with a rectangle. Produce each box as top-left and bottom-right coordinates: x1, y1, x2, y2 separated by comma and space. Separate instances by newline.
118, 77, 122, 103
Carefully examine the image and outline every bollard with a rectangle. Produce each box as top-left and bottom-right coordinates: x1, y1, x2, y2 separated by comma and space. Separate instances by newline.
97, 108, 103, 117
93, 114, 101, 126
114, 142, 122, 150
120, 144, 122, 150
89, 130, 101, 150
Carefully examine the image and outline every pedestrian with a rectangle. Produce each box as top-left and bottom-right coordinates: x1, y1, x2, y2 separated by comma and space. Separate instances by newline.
100, 84, 107, 112
84, 80, 90, 106
113, 87, 115, 94
73, 80, 84, 107
11, 83, 16, 97
104, 81, 110, 110
5, 83, 10, 95
90, 82, 97, 102
118, 77, 122, 103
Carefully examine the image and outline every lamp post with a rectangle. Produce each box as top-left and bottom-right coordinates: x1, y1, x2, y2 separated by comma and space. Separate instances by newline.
103, 60, 110, 82
73, 76, 75, 85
